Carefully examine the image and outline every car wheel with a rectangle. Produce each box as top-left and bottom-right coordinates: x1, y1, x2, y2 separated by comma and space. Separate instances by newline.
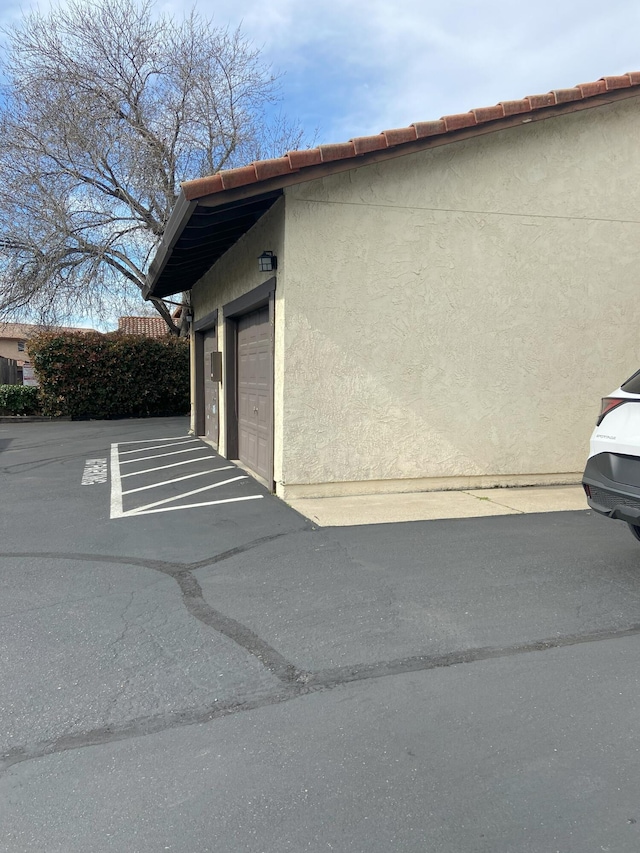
628, 523, 640, 542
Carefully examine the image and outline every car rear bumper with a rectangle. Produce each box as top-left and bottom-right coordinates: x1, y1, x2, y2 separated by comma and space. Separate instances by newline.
583, 452, 640, 525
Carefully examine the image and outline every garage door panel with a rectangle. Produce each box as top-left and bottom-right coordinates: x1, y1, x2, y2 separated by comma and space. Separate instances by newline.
239, 425, 257, 466
238, 390, 249, 422
257, 403, 268, 429
237, 305, 273, 483
257, 436, 268, 475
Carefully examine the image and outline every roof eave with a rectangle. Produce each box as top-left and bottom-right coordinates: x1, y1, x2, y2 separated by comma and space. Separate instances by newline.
192, 88, 640, 209
144, 85, 640, 300
143, 193, 198, 300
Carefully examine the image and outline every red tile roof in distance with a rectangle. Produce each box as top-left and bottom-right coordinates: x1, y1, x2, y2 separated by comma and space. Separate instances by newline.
181, 72, 640, 202
117, 316, 168, 337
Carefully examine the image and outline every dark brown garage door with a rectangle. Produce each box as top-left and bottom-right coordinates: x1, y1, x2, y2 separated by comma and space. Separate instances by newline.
237, 306, 273, 484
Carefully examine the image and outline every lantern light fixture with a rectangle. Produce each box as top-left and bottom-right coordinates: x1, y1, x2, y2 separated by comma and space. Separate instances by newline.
258, 250, 277, 272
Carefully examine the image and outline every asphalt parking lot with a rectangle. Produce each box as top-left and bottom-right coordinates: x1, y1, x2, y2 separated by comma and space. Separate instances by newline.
3, 417, 640, 852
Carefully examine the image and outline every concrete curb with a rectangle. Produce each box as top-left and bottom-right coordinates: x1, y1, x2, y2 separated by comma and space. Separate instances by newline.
0, 416, 71, 423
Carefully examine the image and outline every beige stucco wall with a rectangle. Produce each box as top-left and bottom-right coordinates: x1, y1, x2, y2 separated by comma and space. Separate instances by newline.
277, 96, 640, 497
0, 337, 27, 361
190, 198, 286, 483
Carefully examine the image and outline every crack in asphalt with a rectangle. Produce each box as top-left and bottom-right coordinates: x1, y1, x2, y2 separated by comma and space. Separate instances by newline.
5, 621, 640, 772
0, 538, 309, 686
186, 532, 297, 570
0, 687, 306, 771
5, 540, 640, 773
306, 622, 640, 686
174, 570, 306, 683
0, 531, 300, 575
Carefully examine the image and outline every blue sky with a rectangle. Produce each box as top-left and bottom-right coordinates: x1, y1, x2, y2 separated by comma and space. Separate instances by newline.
173, 0, 639, 145
2, 0, 640, 149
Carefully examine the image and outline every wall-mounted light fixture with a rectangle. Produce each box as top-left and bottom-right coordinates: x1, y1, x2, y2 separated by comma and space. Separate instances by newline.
258, 250, 277, 272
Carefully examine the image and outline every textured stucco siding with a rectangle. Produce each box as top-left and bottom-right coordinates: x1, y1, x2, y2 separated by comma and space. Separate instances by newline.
0, 338, 27, 361
278, 97, 640, 495
190, 198, 285, 482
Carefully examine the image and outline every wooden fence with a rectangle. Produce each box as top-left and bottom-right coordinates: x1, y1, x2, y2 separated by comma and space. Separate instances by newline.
0, 356, 19, 385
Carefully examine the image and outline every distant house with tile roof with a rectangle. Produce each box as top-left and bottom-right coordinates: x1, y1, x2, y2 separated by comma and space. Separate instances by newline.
117, 316, 169, 338
0, 322, 95, 384
0, 323, 33, 367
145, 72, 640, 496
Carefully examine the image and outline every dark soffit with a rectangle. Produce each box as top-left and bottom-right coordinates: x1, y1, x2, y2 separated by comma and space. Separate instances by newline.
144, 190, 282, 299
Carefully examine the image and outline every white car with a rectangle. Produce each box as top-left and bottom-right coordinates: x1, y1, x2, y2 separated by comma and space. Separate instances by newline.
583, 369, 640, 541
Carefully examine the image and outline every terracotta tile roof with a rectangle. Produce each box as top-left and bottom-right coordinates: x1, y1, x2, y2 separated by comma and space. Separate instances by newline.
117, 316, 168, 337
181, 72, 640, 202
0, 322, 94, 339
145, 70, 640, 301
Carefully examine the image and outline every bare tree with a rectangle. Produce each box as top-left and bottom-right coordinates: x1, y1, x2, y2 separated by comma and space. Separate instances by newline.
0, 0, 306, 333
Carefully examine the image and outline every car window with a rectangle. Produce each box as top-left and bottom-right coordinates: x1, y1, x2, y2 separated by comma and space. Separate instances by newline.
621, 369, 640, 393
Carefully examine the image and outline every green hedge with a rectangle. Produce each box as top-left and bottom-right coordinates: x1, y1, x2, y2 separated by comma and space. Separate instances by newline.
29, 332, 190, 419
0, 384, 40, 415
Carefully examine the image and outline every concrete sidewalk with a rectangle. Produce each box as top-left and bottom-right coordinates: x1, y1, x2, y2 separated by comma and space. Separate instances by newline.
287, 484, 587, 527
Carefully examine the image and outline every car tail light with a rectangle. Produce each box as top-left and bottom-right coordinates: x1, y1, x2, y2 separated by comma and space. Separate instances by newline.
596, 397, 626, 426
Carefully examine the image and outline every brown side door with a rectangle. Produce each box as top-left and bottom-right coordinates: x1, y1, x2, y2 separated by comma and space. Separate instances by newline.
237, 306, 272, 482
203, 326, 219, 445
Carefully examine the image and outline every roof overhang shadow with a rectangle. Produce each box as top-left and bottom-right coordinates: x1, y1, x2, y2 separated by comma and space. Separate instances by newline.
144, 189, 282, 300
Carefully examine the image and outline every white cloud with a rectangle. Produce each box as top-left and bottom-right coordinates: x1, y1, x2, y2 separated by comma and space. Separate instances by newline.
172, 0, 640, 142
3, 0, 640, 147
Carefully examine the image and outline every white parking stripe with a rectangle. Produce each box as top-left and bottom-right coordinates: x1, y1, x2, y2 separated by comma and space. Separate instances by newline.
124, 475, 249, 515
123, 494, 263, 516
121, 466, 235, 495
118, 439, 199, 455
117, 435, 191, 445
119, 446, 203, 465
120, 456, 214, 478
109, 435, 264, 519
110, 444, 124, 519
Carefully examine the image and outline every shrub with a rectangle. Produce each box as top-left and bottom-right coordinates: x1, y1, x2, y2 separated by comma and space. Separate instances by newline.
0, 384, 40, 415
29, 331, 190, 419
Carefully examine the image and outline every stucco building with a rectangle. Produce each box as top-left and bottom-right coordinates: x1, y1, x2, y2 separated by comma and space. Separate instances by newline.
0, 323, 32, 368
144, 72, 640, 498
